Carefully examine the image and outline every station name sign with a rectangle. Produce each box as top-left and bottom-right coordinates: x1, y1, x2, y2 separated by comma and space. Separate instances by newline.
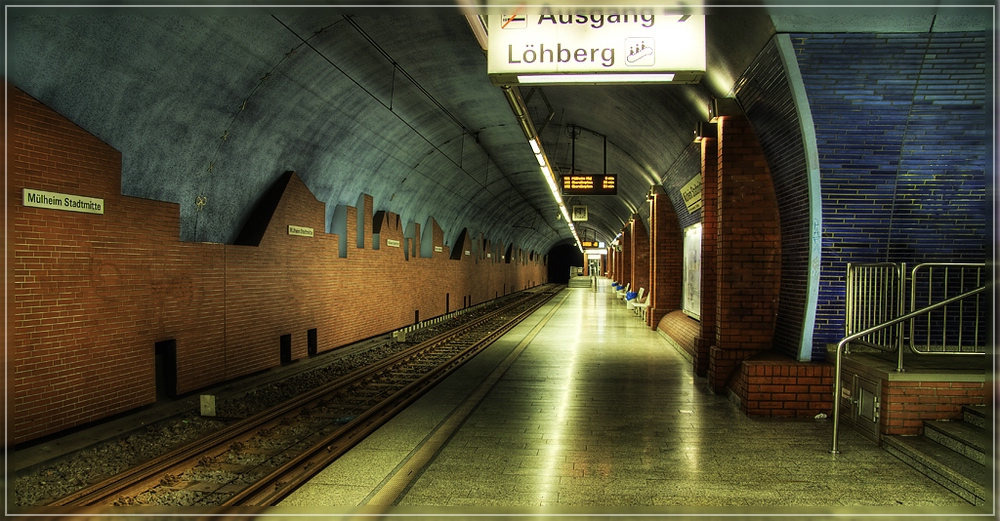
23, 188, 104, 215
288, 225, 314, 237
487, 6, 705, 84
681, 174, 703, 213
562, 174, 617, 195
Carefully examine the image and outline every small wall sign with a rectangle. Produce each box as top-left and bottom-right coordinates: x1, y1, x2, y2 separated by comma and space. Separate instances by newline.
681, 174, 703, 213
23, 188, 104, 215
386, 239, 401, 247
434, 246, 444, 253
288, 225, 314, 237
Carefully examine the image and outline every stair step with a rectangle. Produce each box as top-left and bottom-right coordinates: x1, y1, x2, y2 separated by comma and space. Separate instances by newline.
883, 434, 988, 506
924, 420, 988, 465
963, 404, 987, 429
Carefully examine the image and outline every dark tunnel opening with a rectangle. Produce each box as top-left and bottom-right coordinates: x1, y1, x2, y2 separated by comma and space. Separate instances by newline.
546, 244, 584, 284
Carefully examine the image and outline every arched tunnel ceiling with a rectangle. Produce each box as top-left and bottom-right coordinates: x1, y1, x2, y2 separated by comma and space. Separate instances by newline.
6, 6, 990, 255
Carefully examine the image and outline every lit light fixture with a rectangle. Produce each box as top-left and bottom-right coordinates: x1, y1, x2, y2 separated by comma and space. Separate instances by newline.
693, 121, 715, 143
501, 85, 584, 252
708, 97, 741, 123
516, 73, 676, 85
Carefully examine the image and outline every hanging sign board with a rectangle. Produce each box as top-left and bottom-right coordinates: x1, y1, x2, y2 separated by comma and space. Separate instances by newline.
488, 6, 705, 85
23, 188, 104, 215
562, 174, 617, 195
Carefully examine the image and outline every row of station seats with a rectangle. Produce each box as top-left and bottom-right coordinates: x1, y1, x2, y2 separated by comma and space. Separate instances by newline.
610, 282, 650, 320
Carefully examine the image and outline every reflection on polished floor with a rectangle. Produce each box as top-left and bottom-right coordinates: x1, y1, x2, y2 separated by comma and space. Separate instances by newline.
280, 279, 986, 517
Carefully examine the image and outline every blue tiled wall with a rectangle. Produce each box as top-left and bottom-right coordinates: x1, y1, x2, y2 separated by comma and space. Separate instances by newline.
792, 32, 989, 352
661, 142, 703, 231
735, 38, 815, 361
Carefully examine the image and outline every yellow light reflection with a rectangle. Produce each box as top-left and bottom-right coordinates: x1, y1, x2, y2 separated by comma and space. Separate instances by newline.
536, 319, 581, 505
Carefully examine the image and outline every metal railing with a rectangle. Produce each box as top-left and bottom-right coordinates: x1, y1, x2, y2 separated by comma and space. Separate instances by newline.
909, 263, 987, 355
844, 262, 907, 370
830, 285, 988, 453
844, 262, 987, 370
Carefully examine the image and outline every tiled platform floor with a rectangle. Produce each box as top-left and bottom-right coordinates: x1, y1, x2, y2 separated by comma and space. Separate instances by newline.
279, 279, 990, 517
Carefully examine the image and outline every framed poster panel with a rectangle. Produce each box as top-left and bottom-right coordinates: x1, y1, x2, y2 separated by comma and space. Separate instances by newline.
682, 223, 702, 319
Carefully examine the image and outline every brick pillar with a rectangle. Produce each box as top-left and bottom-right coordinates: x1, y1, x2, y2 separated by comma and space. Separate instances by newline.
648, 190, 682, 327
619, 225, 632, 290
609, 245, 618, 282
694, 137, 718, 376
629, 215, 650, 297
708, 115, 781, 393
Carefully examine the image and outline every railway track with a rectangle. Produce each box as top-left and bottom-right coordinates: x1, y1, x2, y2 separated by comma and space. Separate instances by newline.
47, 287, 559, 508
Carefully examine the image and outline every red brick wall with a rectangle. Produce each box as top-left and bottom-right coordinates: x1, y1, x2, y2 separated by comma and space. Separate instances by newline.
657, 311, 700, 362
881, 380, 987, 435
709, 115, 781, 393
696, 137, 718, 376
736, 358, 834, 417
629, 216, 650, 300
8, 87, 548, 444
619, 225, 632, 290
647, 191, 681, 327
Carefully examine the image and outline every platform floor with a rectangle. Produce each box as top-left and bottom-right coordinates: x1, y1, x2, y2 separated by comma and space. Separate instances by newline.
277, 279, 987, 517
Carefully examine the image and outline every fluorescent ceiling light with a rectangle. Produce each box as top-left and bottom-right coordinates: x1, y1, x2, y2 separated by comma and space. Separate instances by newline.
529, 138, 541, 154
517, 73, 676, 84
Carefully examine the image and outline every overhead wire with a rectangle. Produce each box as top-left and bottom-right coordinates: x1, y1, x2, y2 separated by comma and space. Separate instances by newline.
339, 15, 558, 239
269, 14, 557, 245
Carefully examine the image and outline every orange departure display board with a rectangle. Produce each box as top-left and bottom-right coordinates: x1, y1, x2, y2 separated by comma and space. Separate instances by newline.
561, 174, 617, 195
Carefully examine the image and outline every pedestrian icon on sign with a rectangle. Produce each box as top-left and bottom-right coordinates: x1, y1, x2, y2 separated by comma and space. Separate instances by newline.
625, 38, 655, 66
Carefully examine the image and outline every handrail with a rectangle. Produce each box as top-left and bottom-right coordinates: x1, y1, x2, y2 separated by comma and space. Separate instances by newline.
844, 262, 906, 370
830, 285, 987, 454
908, 262, 986, 355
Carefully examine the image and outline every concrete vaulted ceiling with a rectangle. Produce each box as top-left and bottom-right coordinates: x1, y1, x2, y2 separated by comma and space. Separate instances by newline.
6, 5, 982, 255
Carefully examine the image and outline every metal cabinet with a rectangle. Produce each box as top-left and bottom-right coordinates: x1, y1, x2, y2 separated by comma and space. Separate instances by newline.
839, 372, 882, 444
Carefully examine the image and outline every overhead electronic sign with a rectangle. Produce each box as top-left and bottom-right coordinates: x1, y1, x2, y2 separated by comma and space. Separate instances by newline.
561, 174, 617, 195
487, 6, 705, 85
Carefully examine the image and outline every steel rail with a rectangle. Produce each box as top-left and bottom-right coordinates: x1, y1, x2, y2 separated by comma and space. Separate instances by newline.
908, 262, 986, 355
47, 290, 554, 507
223, 292, 554, 506
830, 285, 987, 454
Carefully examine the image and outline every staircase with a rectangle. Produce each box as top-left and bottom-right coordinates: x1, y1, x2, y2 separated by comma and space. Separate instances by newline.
882, 405, 990, 506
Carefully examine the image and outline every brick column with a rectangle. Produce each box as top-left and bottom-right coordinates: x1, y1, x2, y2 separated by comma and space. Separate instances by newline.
629, 215, 650, 298
708, 115, 781, 393
648, 190, 681, 327
694, 137, 718, 376
609, 244, 619, 283
619, 225, 632, 290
